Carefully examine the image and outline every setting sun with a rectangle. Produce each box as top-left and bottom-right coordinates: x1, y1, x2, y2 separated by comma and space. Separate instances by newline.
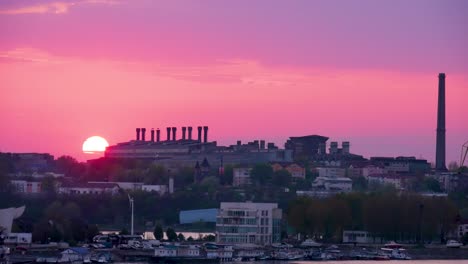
82, 136, 109, 154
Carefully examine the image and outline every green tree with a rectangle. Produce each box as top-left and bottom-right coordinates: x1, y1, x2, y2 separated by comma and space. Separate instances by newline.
220, 165, 234, 186
352, 176, 368, 191
165, 228, 177, 241
250, 163, 273, 185
120, 227, 129, 235
272, 169, 292, 187
177, 233, 185, 241
41, 176, 57, 194
153, 224, 164, 240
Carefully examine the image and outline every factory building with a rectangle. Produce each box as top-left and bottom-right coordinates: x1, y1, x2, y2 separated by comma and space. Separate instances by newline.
105, 126, 293, 166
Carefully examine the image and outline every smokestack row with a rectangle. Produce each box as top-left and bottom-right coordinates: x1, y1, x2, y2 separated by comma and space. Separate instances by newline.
135, 126, 209, 143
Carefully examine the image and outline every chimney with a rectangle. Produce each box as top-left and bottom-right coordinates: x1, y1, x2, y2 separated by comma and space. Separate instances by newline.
136, 128, 141, 141
166, 127, 171, 141
197, 126, 202, 142
188, 127, 193, 140
182, 127, 187, 140
436, 73, 447, 171
260, 140, 265, 150
141, 128, 146, 141
203, 126, 208, 143
150, 128, 155, 142
156, 129, 161, 142
172, 127, 177, 141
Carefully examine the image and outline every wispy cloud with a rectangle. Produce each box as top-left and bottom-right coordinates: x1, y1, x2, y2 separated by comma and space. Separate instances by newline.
0, 0, 119, 15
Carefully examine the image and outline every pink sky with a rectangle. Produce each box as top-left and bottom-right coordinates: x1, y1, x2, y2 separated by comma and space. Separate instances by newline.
0, 0, 467, 163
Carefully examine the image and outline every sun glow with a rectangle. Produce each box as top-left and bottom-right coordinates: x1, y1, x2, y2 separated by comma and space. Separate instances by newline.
82, 136, 109, 154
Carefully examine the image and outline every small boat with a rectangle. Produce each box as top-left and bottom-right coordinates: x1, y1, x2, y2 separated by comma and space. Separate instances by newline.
300, 239, 322, 248
446, 240, 463, 248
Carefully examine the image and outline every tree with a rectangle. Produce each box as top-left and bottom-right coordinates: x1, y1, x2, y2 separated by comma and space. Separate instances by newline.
153, 224, 164, 240
272, 169, 292, 187
250, 164, 273, 185
41, 175, 57, 194
352, 176, 368, 191
220, 165, 234, 186
120, 228, 129, 235
165, 228, 177, 241
177, 233, 185, 241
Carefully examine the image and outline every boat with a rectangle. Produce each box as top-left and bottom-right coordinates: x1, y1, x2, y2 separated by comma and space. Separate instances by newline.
300, 239, 322, 248
446, 240, 463, 248
384, 241, 403, 249
381, 248, 411, 260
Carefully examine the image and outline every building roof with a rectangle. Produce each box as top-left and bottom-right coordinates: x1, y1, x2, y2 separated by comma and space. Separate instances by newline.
61, 182, 119, 189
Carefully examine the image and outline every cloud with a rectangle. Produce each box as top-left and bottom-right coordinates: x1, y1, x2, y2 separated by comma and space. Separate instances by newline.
0, 0, 119, 15
0, 48, 68, 63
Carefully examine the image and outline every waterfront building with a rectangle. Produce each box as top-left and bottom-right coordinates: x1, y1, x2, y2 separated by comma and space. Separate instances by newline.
216, 202, 282, 245
342, 230, 375, 244
271, 163, 306, 179
154, 245, 177, 257
366, 173, 407, 190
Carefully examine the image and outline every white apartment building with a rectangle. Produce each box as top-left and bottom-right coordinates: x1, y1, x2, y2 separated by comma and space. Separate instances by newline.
317, 167, 346, 178
233, 168, 252, 187
216, 202, 282, 245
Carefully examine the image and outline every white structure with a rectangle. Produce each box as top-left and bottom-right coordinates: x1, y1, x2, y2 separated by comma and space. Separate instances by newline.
233, 168, 252, 187
342, 230, 374, 244
3, 233, 32, 244
216, 202, 282, 245
0, 206, 25, 233
10, 180, 42, 194
176, 245, 200, 257
59, 183, 119, 195
312, 177, 352, 192
317, 167, 346, 178
89, 181, 143, 190
366, 174, 405, 190
154, 246, 177, 257
362, 166, 386, 177
205, 245, 234, 259
142, 185, 168, 195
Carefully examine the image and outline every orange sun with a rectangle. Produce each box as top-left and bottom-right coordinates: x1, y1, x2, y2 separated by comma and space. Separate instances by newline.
82, 136, 109, 154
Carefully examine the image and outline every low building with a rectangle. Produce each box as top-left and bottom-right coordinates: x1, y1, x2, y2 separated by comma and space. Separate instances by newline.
59, 183, 119, 195
216, 202, 282, 246
154, 245, 177, 257
456, 220, 468, 239
233, 168, 252, 187
204, 244, 234, 259
3, 233, 32, 245
366, 174, 406, 190
312, 177, 352, 192
10, 180, 42, 194
317, 167, 346, 178
89, 181, 143, 191
342, 230, 374, 244
177, 245, 201, 257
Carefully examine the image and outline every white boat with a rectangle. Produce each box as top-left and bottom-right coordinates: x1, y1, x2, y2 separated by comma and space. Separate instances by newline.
446, 240, 463, 248
381, 248, 411, 260
300, 239, 322, 248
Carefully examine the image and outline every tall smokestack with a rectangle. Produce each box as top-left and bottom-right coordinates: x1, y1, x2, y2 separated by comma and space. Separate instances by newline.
150, 128, 155, 142
436, 73, 447, 171
197, 126, 202, 142
203, 126, 208, 143
136, 128, 141, 141
156, 129, 161, 142
172, 127, 177, 141
188, 127, 193, 140
141, 128, 146, 141
166, 127, 171, 141
182, 127, 187, 140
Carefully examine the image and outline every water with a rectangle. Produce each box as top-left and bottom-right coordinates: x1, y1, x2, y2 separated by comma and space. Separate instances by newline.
115, 261, 467, 264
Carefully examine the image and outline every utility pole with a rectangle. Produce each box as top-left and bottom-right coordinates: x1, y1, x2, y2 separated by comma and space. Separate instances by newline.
128, 194, 134, 236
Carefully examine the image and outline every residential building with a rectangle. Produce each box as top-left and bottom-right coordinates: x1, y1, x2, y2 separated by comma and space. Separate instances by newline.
362, 165, 386, 177
271, 163, 306, 179
10, 180, 42, 194
312, 177, 352, 192
456, 220, 468, 239
204, 244, 234, 259
342, 230, 377, 244
59, 183, 119, 195
233, 168, 252, 187
216, 202, 282, 245
89, 181, 143, 191
370, 156, 430, 174
3, 233, 32, 245
154, 245, 177, 257
317, 167, 346, 178
177, 245, 201, 257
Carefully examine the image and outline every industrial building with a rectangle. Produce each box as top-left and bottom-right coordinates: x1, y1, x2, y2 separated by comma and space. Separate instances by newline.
104, 126, 293, 166
216, 202, 282, 246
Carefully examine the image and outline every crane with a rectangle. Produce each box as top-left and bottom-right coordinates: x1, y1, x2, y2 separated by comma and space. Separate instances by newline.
460, 141, 468, 169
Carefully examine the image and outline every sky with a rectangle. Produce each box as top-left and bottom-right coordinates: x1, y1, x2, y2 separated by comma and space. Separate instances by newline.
0, 0, 467, 163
